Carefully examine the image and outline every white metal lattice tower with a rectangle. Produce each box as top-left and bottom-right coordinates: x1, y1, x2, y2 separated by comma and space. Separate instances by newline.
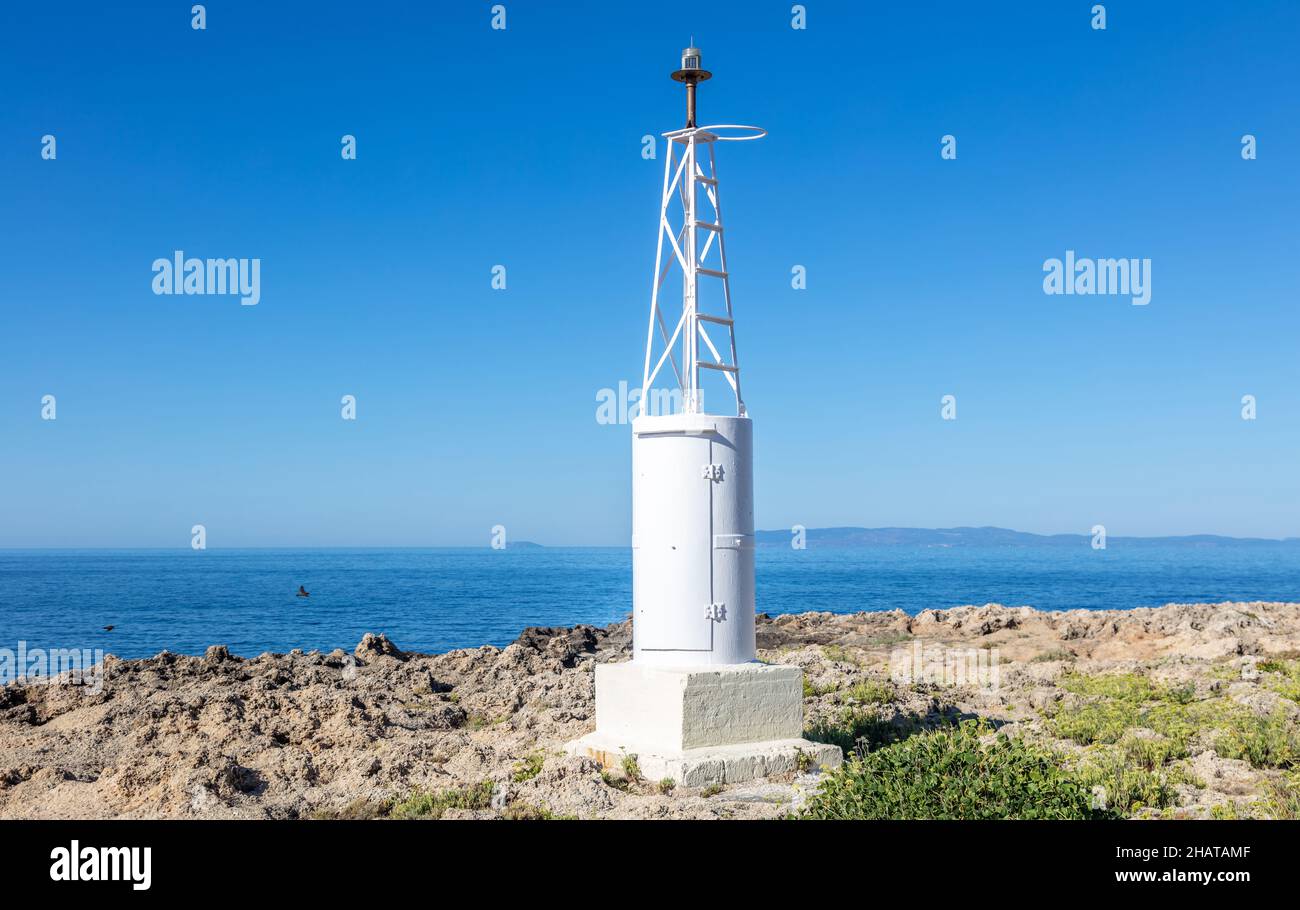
565, 46, 841, 783
641, 47, 765, 418
631, 46, 766, 668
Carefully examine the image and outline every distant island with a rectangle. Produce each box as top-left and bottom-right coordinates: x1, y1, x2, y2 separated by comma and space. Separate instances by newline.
754, 526, 1300, 548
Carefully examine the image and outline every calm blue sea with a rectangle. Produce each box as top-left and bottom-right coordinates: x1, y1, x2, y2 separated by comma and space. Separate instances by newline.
1, 547, 1297, 659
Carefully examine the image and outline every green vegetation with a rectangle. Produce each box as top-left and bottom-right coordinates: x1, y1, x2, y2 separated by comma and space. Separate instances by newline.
501, 803, 566, 820
511, 752, 545, 783
844, 680, 894, 706
823, 645, 861, 666
1072, 749, 1182, 814
1031, 649, 1077, 664
804, 706, 919, 756
801, 721, 1112, 820
390, 781, 494, 819
600, 769, 629, 791
656, 778, 676, 795
803, 675, 839, 698
1215, 709, 1300, 769
465, 712, 498, 730
1261, 771, 1300, 820
1258, 658, 1300, 703
1047, 670, 1300, 770
867, 631, 913, 648
620, 752, 642, 783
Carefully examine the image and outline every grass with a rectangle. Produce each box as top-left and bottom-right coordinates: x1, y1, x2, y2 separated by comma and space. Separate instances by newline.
800, 720, 1113, 820
389, 781, 494, 819
1072, 748, 1182, 814
600, 770, 629, 791
803, 675, 839, 698
465, 712, 498, 731
804, 707, 918, 756
868, 631, 914, 648
501, 803, 564, 820
1031, 649, 1077, 664
823, 645, 861, 666
1042, 668, 1300, 820
1258, 658, 1300, 703
1261, 771, 1300, 819
511, 752, 545, 783
1215, 709, 1300, 769
1048, 671, 1221, 759
844, 680, 894, 706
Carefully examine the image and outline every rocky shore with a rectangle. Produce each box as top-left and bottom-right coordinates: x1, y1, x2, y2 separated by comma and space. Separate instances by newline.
2, 601, 1299, 819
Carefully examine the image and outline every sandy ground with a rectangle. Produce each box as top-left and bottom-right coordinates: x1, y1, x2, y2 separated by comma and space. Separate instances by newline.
2, 600, 1298, 819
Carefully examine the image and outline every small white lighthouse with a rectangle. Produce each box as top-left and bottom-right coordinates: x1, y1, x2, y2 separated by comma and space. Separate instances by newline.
568, 47, 841, 786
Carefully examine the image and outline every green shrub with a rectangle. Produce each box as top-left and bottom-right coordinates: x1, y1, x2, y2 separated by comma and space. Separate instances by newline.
1261, 771, 1300, 819
390, 781, 494, 819
804, 707, 916, 756
1049, 698, 1138, 746
511, 752, 545, 783
803, 675, 839, 697
800, 721, 1113, 820
1074, 749, 1180, 813
845, 680, 894, 706
1258, 659, 1300, 703
1118, 731, 1183, 770
823, 645, 862, 667
1059, 671, 1157, 702
1047, 672, 1212, 755
1214, 709, 1300, 769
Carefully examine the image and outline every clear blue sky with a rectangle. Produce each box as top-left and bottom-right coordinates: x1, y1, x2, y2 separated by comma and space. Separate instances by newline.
2, 1, 1297, 547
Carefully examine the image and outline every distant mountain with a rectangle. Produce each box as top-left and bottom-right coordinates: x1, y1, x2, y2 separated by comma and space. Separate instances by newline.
754, 526, 1300, 549
507, 540, 545, 549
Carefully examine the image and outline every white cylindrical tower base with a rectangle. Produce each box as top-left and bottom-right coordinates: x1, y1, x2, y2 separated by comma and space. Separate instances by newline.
631, 413, 755, 666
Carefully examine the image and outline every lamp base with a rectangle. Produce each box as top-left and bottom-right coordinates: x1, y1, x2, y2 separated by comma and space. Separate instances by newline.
564, 661, 843, 787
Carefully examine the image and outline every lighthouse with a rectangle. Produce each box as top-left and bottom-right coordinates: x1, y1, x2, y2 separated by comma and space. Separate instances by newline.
567, 47, 841, 786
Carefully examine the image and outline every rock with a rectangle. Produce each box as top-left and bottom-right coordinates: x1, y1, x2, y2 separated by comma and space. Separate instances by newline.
1187, 750, 1259, 797
354, 633, 406, 662
2, 601, 1299, 820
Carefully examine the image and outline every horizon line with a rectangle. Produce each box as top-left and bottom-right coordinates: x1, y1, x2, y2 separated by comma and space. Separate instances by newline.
3, 525, 1298, 551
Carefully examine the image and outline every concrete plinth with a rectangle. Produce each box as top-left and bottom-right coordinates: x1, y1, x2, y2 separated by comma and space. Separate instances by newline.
566, 661, 842, 787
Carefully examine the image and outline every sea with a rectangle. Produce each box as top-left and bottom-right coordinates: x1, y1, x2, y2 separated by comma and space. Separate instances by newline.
1, 546, 1298, 660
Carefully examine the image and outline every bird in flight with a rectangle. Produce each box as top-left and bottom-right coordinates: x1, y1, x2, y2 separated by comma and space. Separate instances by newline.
103, 625, 115, 632
297, 586, 310, 598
